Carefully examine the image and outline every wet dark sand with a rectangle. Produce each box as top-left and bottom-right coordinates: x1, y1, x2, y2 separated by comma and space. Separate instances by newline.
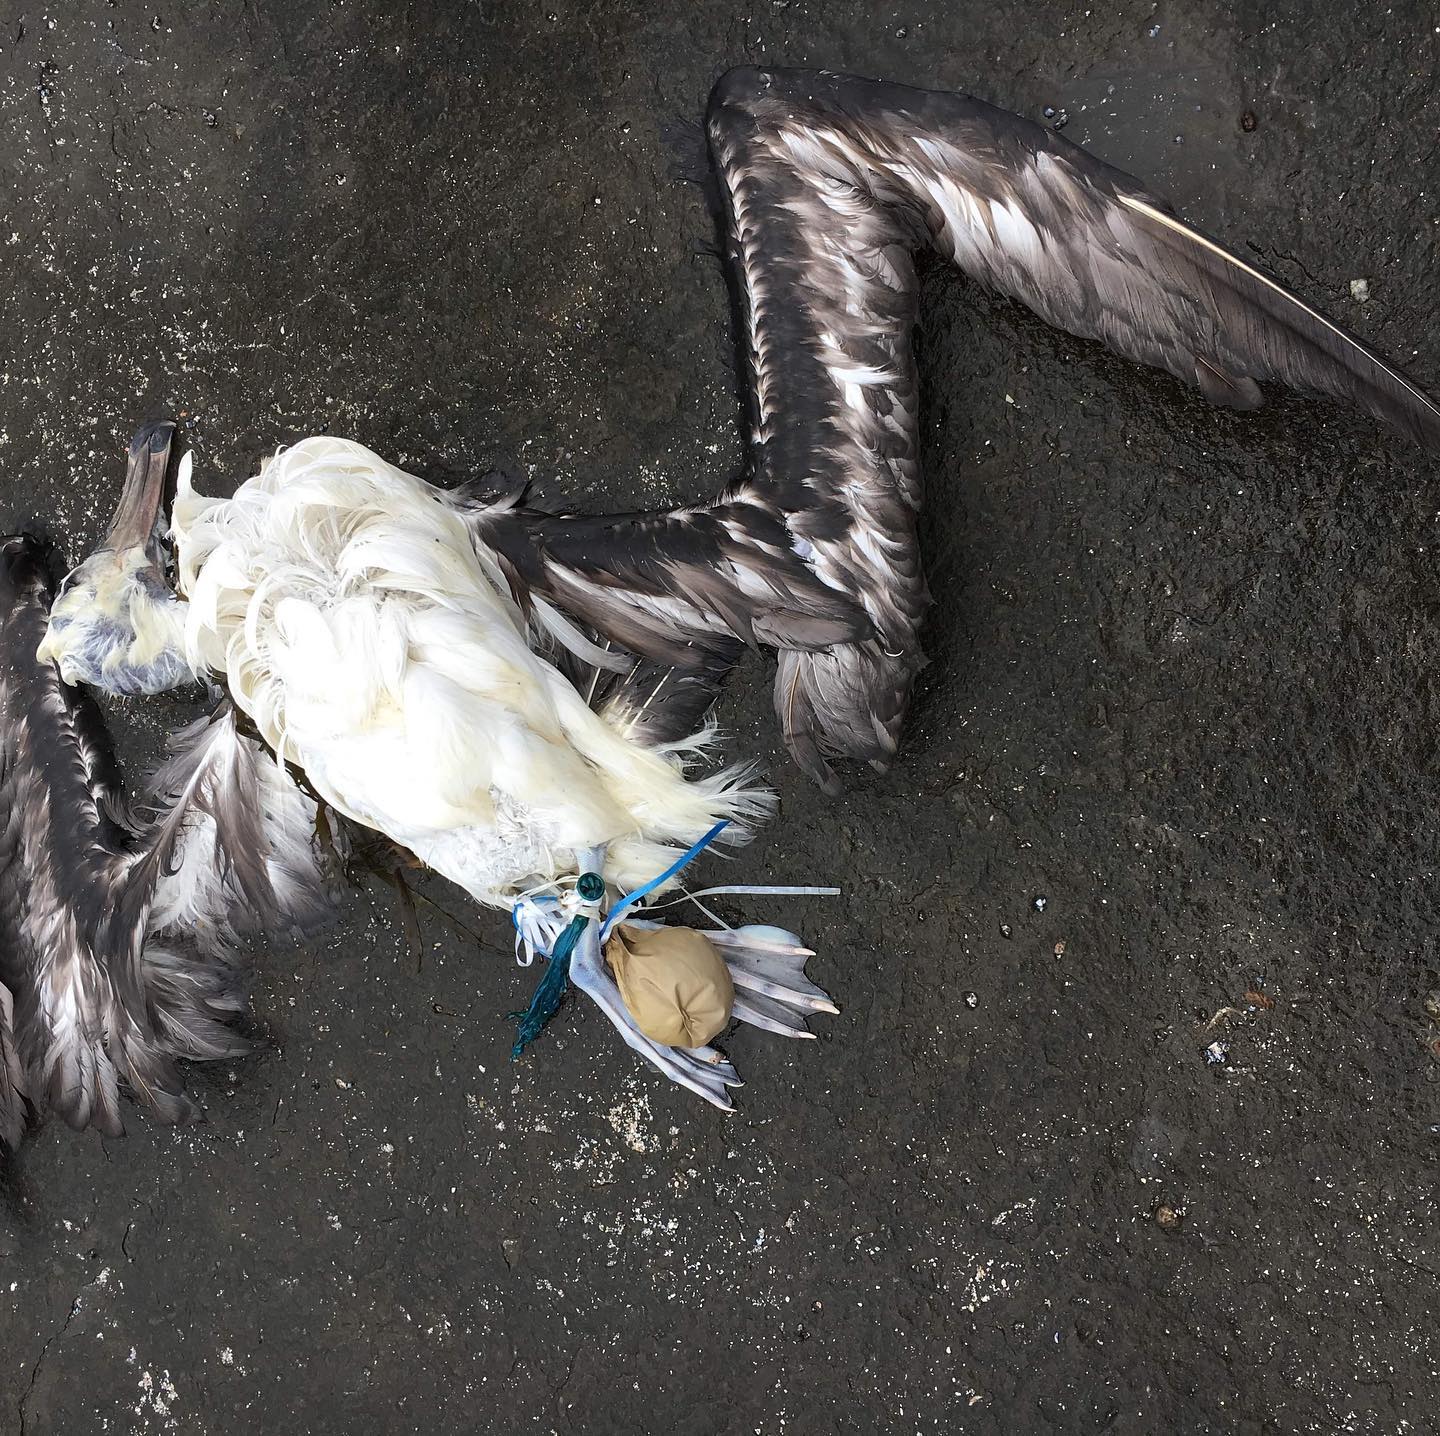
1, 3, 1437, 1431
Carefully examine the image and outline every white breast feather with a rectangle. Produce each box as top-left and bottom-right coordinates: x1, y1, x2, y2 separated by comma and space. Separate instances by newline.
172, 438, 770, 903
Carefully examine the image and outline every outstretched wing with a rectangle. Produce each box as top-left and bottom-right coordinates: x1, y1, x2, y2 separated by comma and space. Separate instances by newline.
464, 68, 1439, 793
700, 65, 1440, 786
713, 65, 1440, 462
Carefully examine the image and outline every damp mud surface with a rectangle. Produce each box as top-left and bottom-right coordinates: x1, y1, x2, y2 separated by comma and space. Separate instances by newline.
2, 3, 1439, 1432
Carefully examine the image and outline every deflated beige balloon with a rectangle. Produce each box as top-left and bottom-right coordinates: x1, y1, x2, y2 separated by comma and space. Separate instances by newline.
604, 924, 734, 1047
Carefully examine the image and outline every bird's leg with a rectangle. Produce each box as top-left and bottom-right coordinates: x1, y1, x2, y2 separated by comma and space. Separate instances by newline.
567, 918, 742, 1110
703, 924, 839, 1038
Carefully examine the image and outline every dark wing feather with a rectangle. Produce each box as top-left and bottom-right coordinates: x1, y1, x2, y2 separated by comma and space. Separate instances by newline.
0, 537, 248, 1143
458, 70, 1438, 792
465, 497, 866, 775
714, 67, 1440, 445
0, 724, 24, 1148
0, 982, 28, 1148
447, 487, 755, 752
461, 495, 873, 670
0, 537, 133, 1134
700, 66, 1440, 785
591, 648, 746, 749
704, 69, 935, 785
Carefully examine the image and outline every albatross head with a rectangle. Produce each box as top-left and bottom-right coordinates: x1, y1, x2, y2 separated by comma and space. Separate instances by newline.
36, 420, 194, 695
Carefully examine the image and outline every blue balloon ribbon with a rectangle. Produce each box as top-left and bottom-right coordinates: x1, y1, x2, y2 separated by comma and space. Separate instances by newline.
509, 910, 588, 1058
598, 820, 730, 941
509, 870, 607, 1059
508, 824, 731, 1057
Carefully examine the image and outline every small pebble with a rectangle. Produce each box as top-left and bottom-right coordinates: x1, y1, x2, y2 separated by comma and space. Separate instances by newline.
1203, 1040, 1228, 1065
1054, 940, 1066, 957
1350, 278, 1370, 303
1422, 990, 1440, 1022
1154, 1204, 1184, 1231
963, 991, 978, 1009
1240, 110, 1258, 133
999, 923, 1013, 940
1034, 896, 1047, 912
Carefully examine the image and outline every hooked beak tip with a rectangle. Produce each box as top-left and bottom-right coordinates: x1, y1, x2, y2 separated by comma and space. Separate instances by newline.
109, 420, 178, 552
128, 419, 177, 460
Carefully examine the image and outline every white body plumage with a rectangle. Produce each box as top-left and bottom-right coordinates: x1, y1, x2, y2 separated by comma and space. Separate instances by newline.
171, 437, 768, 906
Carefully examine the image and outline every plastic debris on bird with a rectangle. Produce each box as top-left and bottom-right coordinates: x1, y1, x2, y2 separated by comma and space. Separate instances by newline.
604, 923, 735, 1047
